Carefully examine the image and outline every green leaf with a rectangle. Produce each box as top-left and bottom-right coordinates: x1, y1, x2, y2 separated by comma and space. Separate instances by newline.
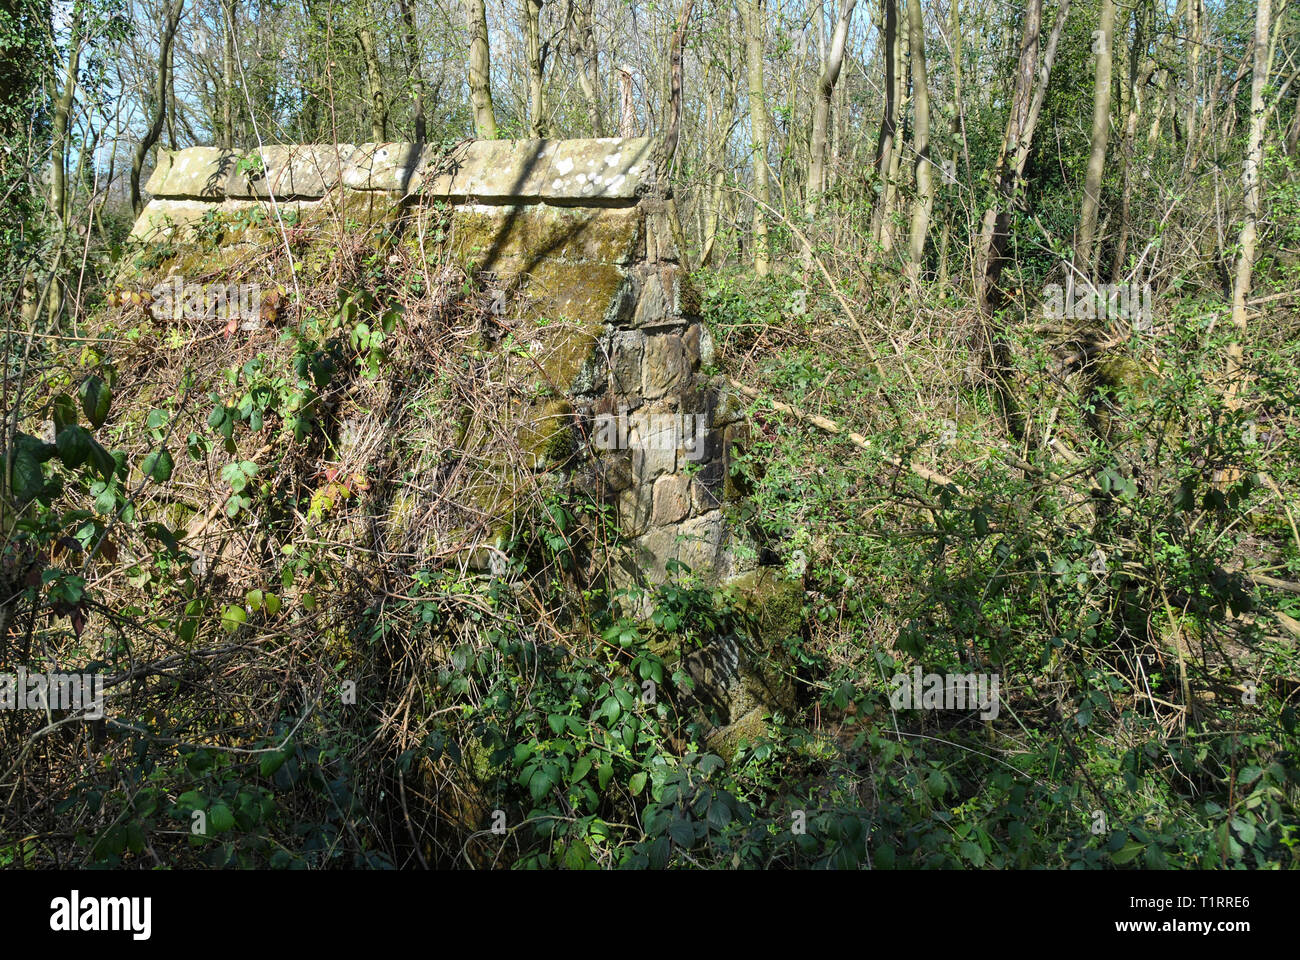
1109, 841, 1144, 865
208, 803, 235, 833
260, 749, 289, 777
571, 756, 592, 784
1231, 817, 1257, 845
142, 449, 174, 482
529, 767, 555, 803
221, 604, 247, 634
56, 425, 93, 469
79, 375, 112, 428
629, 772, 647, 796
52, 393, 78, 432
11, 433, 56, 502
668, 818, 695, 846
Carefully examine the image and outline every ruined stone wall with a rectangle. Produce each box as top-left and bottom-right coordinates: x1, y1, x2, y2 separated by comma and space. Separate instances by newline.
129, 138, 756, 592
125, 137, 804, 754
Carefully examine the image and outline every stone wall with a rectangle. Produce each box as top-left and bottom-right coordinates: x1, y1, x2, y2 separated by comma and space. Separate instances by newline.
127, 138, 794, 751
130, 138, 758, 590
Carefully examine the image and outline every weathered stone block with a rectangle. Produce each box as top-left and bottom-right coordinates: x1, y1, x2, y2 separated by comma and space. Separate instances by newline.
443, 203, 641, 267
652, 473, 691, 526
609, 330, 644, 397
632, 509, 725, 582
145, 147, 239, 198
643, 333, 687, 399
617, 483, 652, 537
544, 137, 654, 201
629, 405, 677, 481
343, 142, 424, 193
226, 144, 354, 199
422, 139, 561, 201
690, 476, 721, 514
421, 137, 653, 203
128, 199, 218, 242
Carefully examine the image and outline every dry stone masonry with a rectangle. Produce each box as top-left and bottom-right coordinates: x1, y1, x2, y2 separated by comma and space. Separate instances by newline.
127, 137, 798, 753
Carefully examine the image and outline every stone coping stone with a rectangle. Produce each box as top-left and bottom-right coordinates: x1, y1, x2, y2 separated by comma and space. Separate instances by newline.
144, 147, 240, 199
144, 138, 656, 204
341, 142, 425, 193
226, 144, 355, 199
420, 137, 654, 203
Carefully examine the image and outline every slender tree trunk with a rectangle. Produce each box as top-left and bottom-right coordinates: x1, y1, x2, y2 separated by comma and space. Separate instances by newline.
49, 8, 84, 322
573, 0, 602, 135
905, 0, 933, 277
398, 0, 427, 142
806, 0, 858, 220
739, 0, 772, 275
1226, 0, 1274, 403
1074, 0, 1115, 274
131, 0, 184, 215
221, 0, 235, 148
466, 0, 498, 138
1111, 4, 1154, 283
870, 0, 897, 245
975, 0, 1070, 314
878, 1, 910, 254
359, 23, 387, 141
1145, 0, 1186, 149
523, 0, 546, 137
616, 63, 638, 136
1185, 0, 1203, 158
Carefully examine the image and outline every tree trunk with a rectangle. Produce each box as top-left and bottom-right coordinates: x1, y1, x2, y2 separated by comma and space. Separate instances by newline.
905, 0, 933, 277
522, 0, 546, 137
466, 0, 498, 138
878, 0, 910, 254
1226, 0, 1273, 403
398, 0, 427, 142
739, 0, 772, 275
870, 0, 897, 246
221, 0, 235, 148
975, 0, 1070, 314
1111, 3, 1155, 283
617, 64, 637, 136
806, 0, 858, 219
1074, 0, 1115, 275
131, 0, 185, 215
48, 7, 83, 322
358, 22, 387, 141
572, 0, 602, 135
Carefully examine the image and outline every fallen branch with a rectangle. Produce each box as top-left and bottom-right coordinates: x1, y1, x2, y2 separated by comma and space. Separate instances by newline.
726, 378, 964, 495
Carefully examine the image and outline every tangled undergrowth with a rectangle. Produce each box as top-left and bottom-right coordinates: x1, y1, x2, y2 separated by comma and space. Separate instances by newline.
3, 191, 1300, 869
